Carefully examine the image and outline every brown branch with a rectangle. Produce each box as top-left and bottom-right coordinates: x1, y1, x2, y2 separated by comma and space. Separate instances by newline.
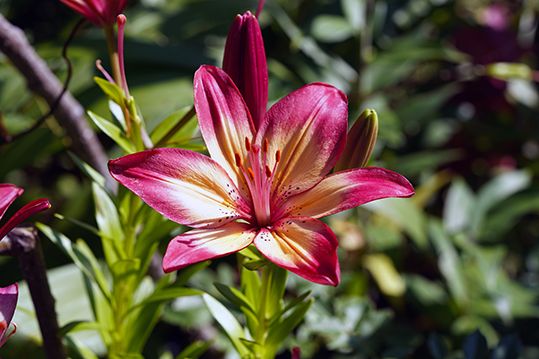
0, 14, 115, 191
3, 227, 67, 359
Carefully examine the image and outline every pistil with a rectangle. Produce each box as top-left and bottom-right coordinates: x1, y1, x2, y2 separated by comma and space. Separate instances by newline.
234, 137, 280, 227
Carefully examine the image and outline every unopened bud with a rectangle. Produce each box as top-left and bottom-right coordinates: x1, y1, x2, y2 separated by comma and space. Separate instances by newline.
335, 109, 378, 171
223, 11, 268, 129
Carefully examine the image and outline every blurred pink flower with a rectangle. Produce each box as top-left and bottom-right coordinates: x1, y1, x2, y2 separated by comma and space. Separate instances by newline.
59, 0, 128, 27
109, 66, 414, 286
0, 184, 51, 240
0, 283, 18, 348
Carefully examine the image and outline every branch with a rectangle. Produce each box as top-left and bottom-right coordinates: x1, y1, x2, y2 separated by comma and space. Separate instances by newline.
3, 227, 67, 359
0, 14, 115, 191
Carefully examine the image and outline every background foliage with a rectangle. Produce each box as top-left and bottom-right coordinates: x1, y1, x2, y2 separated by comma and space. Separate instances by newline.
1, 0, 539, 358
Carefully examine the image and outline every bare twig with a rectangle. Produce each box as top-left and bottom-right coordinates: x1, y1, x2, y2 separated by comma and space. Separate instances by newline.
8, 19, 85, 143
3, 227, 67, 359
0, 14, 115, 191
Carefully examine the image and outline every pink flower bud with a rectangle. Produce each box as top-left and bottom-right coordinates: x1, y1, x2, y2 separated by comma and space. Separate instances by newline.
223, 11, 268, 129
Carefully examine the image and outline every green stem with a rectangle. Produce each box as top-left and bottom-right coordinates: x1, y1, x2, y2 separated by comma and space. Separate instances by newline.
104, 25, 132, 137
104, 25, 122, 86
256, 266, 271, 344
253, 263, 287, 359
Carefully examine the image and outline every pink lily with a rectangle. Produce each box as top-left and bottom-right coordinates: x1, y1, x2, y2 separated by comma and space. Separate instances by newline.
0, 283, 18, 348
0, 184, 48, 347
0, 184, 51, 241
59, 0, 128, 27
109, 66, 414, 286
223, 10, 268, 129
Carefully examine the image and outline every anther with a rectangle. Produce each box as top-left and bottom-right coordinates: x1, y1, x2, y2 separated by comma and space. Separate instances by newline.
265, 165, 272, 178
275, 150, 281, 163
263, 138, 269, 152
234, 152, 242, 167
247, 167, 255, 180
245, 137, 251, 152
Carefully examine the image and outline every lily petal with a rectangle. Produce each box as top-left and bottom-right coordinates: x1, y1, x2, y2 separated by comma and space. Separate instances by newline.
0, 283, 18, 347
254, 217, 340, 286
278, 168, 414, 219
223, 11, 268, 129
0, 184, 23, 220
109, 148, 252, 229
194, 65, 256, 194
0, 199, 51, 241
257, 83, 348, 203
163, 222, 257, 272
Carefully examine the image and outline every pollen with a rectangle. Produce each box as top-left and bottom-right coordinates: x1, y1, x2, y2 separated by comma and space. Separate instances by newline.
247, 167, 255, 180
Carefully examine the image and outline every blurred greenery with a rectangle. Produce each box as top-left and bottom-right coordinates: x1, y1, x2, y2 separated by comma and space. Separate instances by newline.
1, 0, 539, 358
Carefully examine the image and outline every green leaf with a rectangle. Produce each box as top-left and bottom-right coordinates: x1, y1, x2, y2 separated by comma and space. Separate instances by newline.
214, 283, 257, 316
269, 291, 311, 328
341, 0, 365, 33
175, 261, 211, 286
87, 111, 134, 153
94, 77, 124, 104
67, 152, 105, 188
311, 15, 353, 43
429, 221, 467, 305
133, 287, 202, 310
242, 259, 268, 270
365, 198, 428, 249
266, 298, 313, 347
64, 336, 100, 359
111, 259, 141, 282
175, 340, 212, 359
59, 321, 101, 336
470, 170, 531, 236
363, 254, 406, 297
37, 223, 111, 301
92, 183, 126, 264
109, 100, 127, 131
150, 106, 197, 146
443, 178, 475, 234
202, 294, 249, 357
266, 265, 287, 318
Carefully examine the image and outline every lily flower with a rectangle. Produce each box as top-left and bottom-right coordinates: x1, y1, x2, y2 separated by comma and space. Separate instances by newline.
0, 283, 18, 348
109, 66, 414, 286
59, 0, 128, 27
223, 11, 268, 129
0, 184, 51, 241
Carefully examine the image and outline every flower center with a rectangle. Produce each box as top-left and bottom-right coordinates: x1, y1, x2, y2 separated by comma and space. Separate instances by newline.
235, 137, 280, 227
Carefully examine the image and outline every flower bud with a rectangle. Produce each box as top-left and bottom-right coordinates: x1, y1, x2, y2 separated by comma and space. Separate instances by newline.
223, 11, 268, 129
336, 109, 378, 171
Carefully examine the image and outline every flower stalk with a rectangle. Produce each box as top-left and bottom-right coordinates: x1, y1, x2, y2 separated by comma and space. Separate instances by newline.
4, 227, 67, 359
